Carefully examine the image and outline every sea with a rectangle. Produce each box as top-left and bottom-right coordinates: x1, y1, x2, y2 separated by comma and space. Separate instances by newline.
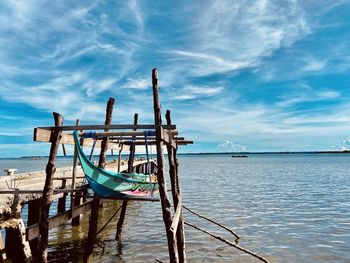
0, 154, 349, 263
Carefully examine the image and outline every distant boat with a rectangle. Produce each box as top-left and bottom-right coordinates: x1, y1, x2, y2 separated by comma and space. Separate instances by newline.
232, 154, 248, 158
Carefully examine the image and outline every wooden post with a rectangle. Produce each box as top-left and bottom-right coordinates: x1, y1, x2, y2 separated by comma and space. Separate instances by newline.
5, 189, 32, 262
72, 192, 82, 226
115, 113, 138, 241
117, 143, 123, 172
152, 68, 178, 263
83, 98, 115, 263
166, 110, 186, 263
71, 119, 80, 225
38, 112, 63, 263
62, 144, 67, 156
57, 179, 67, 213
27, 199, 41, 258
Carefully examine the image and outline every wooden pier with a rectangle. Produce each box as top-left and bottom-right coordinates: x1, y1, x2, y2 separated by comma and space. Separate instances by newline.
0, 69, 192, 263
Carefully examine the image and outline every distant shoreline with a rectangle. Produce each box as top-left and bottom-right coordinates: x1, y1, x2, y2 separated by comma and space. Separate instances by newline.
0, 150, 346, 159
181, 150, 350, 155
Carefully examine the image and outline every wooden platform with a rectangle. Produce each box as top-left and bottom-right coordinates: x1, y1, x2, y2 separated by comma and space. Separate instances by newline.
0, 159, 149, 223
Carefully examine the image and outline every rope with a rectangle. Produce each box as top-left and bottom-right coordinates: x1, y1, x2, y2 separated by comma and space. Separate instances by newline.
96, 206, 122, 236
182, 205, 240, 241
184, 221, 269, 263
89, 138, 97, 161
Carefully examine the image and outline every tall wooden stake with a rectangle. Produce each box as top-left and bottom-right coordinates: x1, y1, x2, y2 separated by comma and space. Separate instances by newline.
152, 68, 178, 263
38, 112, 63, 262
116, 113, 138, 241
83, 98, 115, 263
71, 119, 81, 225
166, 110, 186, 263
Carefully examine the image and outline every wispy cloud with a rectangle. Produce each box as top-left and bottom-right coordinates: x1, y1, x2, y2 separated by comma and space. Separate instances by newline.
121, 77, 150, 90
277, 85, 340, 107
1, 0, 350, 155
174, 85, 224, 100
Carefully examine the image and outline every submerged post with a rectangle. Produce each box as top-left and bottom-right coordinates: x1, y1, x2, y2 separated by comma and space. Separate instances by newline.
83, 97, 115, 263
116, 113, 138, 241
152, 68, 178, 263
38, 112, 63, 263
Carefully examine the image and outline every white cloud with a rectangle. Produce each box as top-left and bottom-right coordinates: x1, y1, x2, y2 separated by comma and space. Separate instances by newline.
333, 138, 350, 151
218, 140, 247, 152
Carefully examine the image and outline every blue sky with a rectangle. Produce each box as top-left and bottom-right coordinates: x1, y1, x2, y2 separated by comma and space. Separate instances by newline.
1, 0, 350, 157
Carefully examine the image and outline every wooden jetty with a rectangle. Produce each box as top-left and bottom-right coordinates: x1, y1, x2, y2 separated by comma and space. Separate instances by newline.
0, 69, 192, 263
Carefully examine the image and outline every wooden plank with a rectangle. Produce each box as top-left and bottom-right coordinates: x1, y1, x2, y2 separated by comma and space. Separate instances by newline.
26, 201, 92, 241
37, 124, 176, 131
161, 127, 177, 149
170, 199, 182, 234
34, 128, 128, 151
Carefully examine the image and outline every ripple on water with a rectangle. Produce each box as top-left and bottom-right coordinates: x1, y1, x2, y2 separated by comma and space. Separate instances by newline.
14, 154, 350, 262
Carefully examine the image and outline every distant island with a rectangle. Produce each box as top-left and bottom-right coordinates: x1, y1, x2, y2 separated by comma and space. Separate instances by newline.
181, 150, 350, 155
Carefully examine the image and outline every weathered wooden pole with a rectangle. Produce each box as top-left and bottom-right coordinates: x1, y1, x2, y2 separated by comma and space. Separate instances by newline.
115, 113, 138, 241
83, 97, 115, 263
38, 112, 63, 262
166, 110, 186, 263
71, 119, 81, 226
152, 68, 178, 263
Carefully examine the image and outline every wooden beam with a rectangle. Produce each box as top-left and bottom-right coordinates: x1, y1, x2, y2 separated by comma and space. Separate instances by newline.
0, 189, 85, 195
37, 124, 176, 131
34, 128, 128, 151
120, 140, 193, 146
80, 130, 178, 137
26, 201, 92, 241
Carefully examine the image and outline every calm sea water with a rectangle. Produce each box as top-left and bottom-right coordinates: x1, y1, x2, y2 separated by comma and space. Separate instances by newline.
1, 154, 349, 262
